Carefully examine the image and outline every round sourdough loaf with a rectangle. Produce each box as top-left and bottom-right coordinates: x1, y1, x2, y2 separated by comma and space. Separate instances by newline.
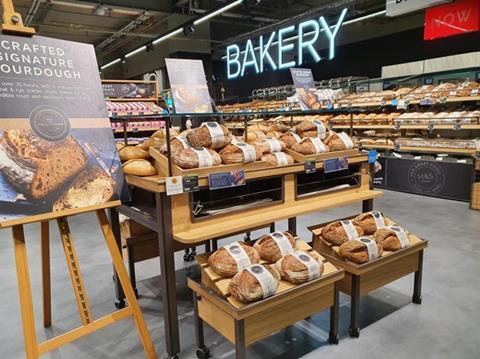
325, 132, 354, 151
173, 147, 221, 169
253, 231, 296, 263
219, 143, 263, 164
261, 152, 294, 167
187, 123, 231, 149
339, 237, 383, 264
373, 226, 411, 251
321, 220, 364, 246
228, 264, 280, 303
275, 251, 324, 284
291, 138, 329, 155
353, 212, 386, 235
280, 131, 301, 149
208, 242, 260, 278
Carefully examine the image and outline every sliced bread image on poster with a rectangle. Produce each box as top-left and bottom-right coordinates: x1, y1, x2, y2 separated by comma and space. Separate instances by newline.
0, 34, 126, 226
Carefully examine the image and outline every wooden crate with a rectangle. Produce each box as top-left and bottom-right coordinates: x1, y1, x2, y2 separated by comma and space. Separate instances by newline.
196, 240, 339, 309
471, 182, 480, 210
285, 148, 360, 164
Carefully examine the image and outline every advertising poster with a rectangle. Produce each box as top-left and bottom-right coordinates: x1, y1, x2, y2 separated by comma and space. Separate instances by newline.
0, 34, 125, 224
102, 81, 156, 99
165, 58, 212, 114
290, 68, 320, 110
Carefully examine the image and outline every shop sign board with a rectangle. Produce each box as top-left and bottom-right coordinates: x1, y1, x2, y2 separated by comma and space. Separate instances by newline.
102, 81, 156, 100
424, 0, 480, 40
226, 9, 348, 79
290, 68, 317, 110
386, 0, 452, 17
0, 34, 126, 225
165, 58, 212, 114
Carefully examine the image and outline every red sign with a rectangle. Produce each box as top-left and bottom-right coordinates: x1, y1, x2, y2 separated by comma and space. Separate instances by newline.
424, 0, 480, 40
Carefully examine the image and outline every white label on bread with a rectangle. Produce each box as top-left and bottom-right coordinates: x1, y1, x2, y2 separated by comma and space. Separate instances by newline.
245, 264, 277, 299
386, 226, 409, 248
202, 122, 224, 147
268, 232, 294, 256
357, 237, 378, 261
313, 120, 327, 139
370, 211, 385, 229
340, 220, 359, 240
337, 132, 354, 149
192, 147, 213, 168
175, 136, 190, 149
273, 152, 289, 166
265, 137, 282, 153
224, 242, 251, 272
472, 89, 479, 96
234, 143, 256, 163
308, 137, 328, 153
289, 130, 302, 143
290, 251, 320, 281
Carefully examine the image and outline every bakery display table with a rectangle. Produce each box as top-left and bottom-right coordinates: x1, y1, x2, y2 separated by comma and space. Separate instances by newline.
309, 217, 428, 337
188, 259, 344, 359
110, 151, 382, 358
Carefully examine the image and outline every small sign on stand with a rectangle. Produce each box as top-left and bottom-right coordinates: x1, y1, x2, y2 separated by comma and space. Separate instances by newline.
324, 157, 349, 173
209, 170, 246, 190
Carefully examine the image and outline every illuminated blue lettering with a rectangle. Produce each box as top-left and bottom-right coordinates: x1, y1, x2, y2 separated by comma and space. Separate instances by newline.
241, 39, 259, 76
227, 44, 241, 79
320, 8, 348, 60
278, 25, 296, 70
298, 20, 321, 65
259, 31, 277, 73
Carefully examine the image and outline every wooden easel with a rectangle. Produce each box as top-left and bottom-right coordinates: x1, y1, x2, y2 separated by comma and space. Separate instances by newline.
0, 2, 157, 358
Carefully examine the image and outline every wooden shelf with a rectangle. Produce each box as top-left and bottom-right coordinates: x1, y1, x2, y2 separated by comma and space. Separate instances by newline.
173, 188, 383, 243
332, 124, 480, 130
397, 146, 478, 155
361, 144, 394, 150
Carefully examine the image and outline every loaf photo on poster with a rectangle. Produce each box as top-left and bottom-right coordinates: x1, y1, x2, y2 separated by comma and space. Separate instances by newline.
0, 34, 126, 224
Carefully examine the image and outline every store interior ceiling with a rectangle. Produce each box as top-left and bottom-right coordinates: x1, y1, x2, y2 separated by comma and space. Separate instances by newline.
11, 0, 395, 65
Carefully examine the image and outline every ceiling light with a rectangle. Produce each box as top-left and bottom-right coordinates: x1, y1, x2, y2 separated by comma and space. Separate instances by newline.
125, 46, 147, 58
100, 58, 121, 70
194, 0, 244, 25
94, 5, 107, 16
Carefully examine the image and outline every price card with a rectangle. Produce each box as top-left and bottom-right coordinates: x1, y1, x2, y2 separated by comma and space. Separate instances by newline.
420, 98, 434, 106
397, 99, 408, 110
305, 159, 316, 174
209, 170, 246, 190
183, 175, 199, 192
471, 89, 479, 96
391, 99, 398, 107
166, 176, 184, 196
324, 157, 349, 173
368, 150, 378, 164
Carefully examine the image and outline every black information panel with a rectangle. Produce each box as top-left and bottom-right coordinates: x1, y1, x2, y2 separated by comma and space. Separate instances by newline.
384, 158, 473, 202
373, 156, 388, 189
102, 82, 156, 99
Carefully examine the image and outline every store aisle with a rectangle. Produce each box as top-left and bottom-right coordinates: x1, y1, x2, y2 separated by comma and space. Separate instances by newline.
0, 190, 479, 359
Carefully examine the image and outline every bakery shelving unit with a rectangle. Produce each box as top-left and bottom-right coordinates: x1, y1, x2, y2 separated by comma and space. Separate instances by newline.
109, 108, 382, 359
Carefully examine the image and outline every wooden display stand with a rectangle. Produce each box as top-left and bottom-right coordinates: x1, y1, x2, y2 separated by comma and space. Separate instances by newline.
188, 240, 345, 359
471, 157, 480, 210
309, 216, 428, 338
0, 6, 156, 358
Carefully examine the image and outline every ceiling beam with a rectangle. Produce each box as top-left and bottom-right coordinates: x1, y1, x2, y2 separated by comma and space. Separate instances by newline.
75, 0, 173, 12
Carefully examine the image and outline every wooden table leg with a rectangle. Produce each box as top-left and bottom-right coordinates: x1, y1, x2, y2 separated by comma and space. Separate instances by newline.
41, 221, 51, 328
193, 294, 209, 359
413, 250, 424, 304
329, 283, 339, 344
97, 209, 157, 359
288, 217, 297, 235
156, 193, 180, 358
109, 208, 126, 309
234, 319, 246, 359
12, 225, 39, 359
349, 274, 361, 338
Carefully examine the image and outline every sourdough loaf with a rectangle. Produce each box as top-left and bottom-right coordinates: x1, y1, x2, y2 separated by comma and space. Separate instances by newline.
228, 264, 280, 303
173, 147, 221, 169
253, 231, 296, 263
321, 220, 364, 246
373, 226, 410, 251
261, 152, 294, 167
339, 236, 383, 264
219, 143, 263, 164
291, 137, 329, 155
187, 122, 231, 149
275, 250, 324, 284
324, 132, 354, 151
208, 242, 260, 278
353, 211, 386, 235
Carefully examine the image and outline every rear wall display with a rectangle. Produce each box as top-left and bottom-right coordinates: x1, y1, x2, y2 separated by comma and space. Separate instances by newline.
0, 34, 125, 224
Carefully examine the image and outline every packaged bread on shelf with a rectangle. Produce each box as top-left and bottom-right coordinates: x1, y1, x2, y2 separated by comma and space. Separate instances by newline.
219, 143, 262, 164
373, 225, 410, 251
187, 122, 231, 149
208, 241, 261, 278
261, 152, 294, 166
275, 250, 324, 284
253, 231, 296, 263
339, 236, 383, 264
255, 137, 286, 154
353, 211, 386, 235
122, 159, 157, 176
280, 130, 302, 148
119, 146, 149, 161
173, 147, 221, 169
321, 219, 364, 246
324, 132, 354, 151
291, 137, 329, 155
160, 136, 191, 155
228, 264, 280, 303
295, 120, 328, 139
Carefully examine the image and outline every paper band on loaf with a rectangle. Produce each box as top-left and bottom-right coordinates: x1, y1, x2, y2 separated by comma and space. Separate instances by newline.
223, 242, 252, 271
340, 220, 359, 240
386, 226, 409, 248
357, 237, 379, 261
265, 137, 282, 153
313, 120, 327, 139
337, 132, 354, 149
175, 136, 190, 149
273, 152, 289, 166
307, 137, 328, 153
290, 251, 320, 281
370, 211, 386, 229
289, 131, 302, 143
245, 264, 277, 299
191, 147, 213, 167
233, 142, 256, 162
268, 231, 294, 256
202, 122, 224, 147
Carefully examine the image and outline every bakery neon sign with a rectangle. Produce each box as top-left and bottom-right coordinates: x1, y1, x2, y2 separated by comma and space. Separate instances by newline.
226, 9, 348, 79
